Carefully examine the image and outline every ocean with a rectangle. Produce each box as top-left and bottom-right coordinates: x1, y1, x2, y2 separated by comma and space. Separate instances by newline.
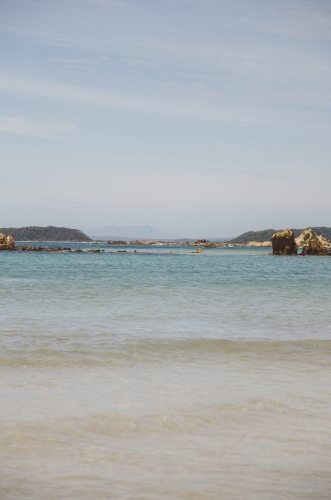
1, 243, 331, 499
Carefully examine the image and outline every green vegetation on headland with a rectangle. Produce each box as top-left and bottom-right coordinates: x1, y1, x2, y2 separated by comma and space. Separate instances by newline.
229, 227, 331, 244
0, 226, 91, 242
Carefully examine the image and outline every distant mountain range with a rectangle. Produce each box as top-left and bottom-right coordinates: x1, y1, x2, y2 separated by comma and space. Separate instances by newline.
85, 225, 179, 240
0, 226, 91, 242
229, 227, 331, 244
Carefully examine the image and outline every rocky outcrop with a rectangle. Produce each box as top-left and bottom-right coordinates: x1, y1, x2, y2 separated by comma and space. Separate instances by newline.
14, 245, 105, 253
19, 246, 72, 252
0, 233, 15, 250
296, 228, 331, 249
271, 229, 297, 255
130, 240, 159, 245
20, 246, 44, 251
246, 240, 272, 247
194, 248, 203, 253
301, 239, 331, 256
192, 239, 217, 248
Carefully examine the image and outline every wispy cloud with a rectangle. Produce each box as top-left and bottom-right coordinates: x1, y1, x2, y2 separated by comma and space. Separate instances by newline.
71, 0, 127, 5
244, 0, 331, 40
0, 116, 81, 140
1, 73, 330, 131
0, 74, 224, 120
2, 7, 331, 112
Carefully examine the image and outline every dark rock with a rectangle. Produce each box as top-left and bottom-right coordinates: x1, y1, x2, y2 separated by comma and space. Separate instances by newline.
193, 239, 216, 248
271, 229, 297, 255
301, 239, 328, 256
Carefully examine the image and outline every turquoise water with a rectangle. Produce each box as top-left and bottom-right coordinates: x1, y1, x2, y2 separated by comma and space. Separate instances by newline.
1, 245, 331, 498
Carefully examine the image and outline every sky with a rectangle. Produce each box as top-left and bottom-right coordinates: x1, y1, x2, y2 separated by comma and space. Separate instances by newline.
1, 0, 331, 238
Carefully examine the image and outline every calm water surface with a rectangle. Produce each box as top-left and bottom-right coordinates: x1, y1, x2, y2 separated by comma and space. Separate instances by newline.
1, 244, 331, 499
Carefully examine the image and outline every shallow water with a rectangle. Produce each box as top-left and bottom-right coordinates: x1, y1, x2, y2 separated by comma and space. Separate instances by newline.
1, 245, 331, 499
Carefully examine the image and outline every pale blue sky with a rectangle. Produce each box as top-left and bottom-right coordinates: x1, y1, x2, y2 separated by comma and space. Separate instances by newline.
1, 0, 330, 237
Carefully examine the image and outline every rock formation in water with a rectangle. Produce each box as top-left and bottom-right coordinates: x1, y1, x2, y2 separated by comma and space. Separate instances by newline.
192, 239, 217, 248
0, 233, 15, 250
246, 241, 272, 247
271, 229, 297, 255
296, 227, 331, 249
130, 240, 159, 245
301, 238, 331, 256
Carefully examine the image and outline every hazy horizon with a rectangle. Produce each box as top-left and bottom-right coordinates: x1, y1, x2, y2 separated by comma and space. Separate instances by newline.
1, 0, 330, 237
